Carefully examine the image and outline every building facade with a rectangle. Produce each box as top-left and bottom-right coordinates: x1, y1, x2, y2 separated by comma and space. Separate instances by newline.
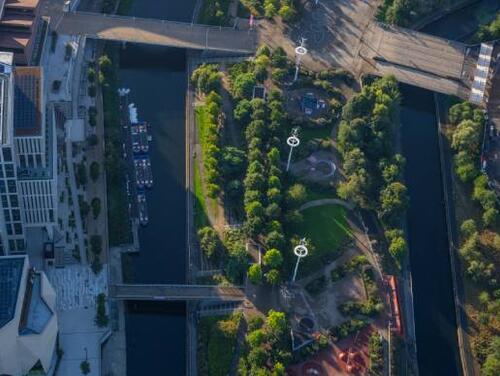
0, 255, 58, 376
0, 52, 56, 255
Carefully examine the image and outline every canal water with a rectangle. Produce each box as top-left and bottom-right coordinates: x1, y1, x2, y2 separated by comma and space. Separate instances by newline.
401, 3, 497, 374
400, 85, 461, 375
118, 1, 196, 375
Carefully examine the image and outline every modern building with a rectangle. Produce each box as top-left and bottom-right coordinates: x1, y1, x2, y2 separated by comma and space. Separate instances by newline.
0, 51, 56, 255
0, 255, 58, 376
0, 0, 45, 66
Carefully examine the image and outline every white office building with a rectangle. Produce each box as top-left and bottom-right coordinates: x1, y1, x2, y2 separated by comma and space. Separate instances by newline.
0, 51, 56, 255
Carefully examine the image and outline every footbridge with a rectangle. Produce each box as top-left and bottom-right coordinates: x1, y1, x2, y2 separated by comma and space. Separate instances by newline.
358, 23, 477, 99
110, 284, 246, 301
50, 10, 257, 54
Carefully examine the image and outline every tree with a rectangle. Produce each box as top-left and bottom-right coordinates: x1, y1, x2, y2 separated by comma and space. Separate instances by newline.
191, 64, 221, 94
95, 293, 109, 327
80, 360, 90, 375
246, 328, 266, 347
452, 120, 482, 153
221, 146, 246, 176
286, 184, 307, 206
264, 0, 278, 18
278, 4, 296, 22
98, 55, 113, 77
483, 207, 498, 227
232, 72, 256, 99
234, 99, 252, 124
379, 181, 408, 224
90, 235, 102, 255
248, 346, 268, 368
266, 269, 281, 285
90, 161, 100, 182
76, 163, 87, 186
248, 264, 263, 284
454, 151, 478, 182
482, 336, 500, 376
197, 226, 222, 259
271, 47, 287, 68
88, 134, 98, 147
386, 229, 407, 266
265, 202, 281, 219
460, 219, 477, 238
266, 231, 285, 250
263, 248, 283, 268
267, 310, 287, 336
91, 197, 101, 219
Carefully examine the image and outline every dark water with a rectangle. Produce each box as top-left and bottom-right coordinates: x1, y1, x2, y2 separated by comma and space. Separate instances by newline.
119, 1, 196, 375
400, 85, 461, 375
402, 2, 498, 375
421, 0, 500, 40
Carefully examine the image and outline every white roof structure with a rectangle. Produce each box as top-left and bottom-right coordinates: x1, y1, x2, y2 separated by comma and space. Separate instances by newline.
0, 255, 58, 376
470, 43, 494, 105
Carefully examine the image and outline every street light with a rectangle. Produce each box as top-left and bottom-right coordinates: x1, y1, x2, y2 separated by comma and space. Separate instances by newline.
286, 128, 300, 172
292, 239, 308, 282
294, 38, 308, 82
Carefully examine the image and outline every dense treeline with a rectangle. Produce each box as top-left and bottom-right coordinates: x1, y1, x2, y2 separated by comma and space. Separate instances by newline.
198, 0, 231, 25
240, 0, 298, 22
237, 311, 292, 375
474, 12, 500, 42
337, 76, 408, 265
377, 0, 458, 27
449, 101, 500, 375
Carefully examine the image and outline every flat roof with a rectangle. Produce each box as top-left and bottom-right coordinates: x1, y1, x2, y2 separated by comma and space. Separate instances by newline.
0, 256, 25, 328
5, 0, 39, 10
14, 66, 41, 136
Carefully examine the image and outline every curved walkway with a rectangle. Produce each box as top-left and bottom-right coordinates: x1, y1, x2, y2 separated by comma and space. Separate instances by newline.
298, 198, 354, 212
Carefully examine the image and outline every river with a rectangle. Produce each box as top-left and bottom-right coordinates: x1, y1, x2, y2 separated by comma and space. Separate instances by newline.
118, 1, 196, 375
401, 3, 497, 374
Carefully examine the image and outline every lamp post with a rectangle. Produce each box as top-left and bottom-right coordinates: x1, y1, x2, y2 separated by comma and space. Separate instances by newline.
286, 128, 300, 172
292, 239, 308, 282
294, 38, 308, 82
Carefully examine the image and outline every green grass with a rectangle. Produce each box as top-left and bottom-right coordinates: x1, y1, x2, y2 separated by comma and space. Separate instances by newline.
198, 313, 241, 376
194, 159, 209, 230
300, 125, 332, 144
194, 105, 213, 229
292, 204, 352, 275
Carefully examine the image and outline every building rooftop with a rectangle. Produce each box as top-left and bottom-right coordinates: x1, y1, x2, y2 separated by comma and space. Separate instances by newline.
19, 272, 53, 335
13, 65, 41, 136
0, 257, 24, 328
4, 0, 39, 10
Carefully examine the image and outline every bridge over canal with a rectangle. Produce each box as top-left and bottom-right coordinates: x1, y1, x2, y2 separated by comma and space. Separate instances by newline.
48, 10, 257, 54
40, 1, 482, 98
110, 284, 246, 301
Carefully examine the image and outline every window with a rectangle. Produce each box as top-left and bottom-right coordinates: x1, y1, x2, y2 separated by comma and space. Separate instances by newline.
14, 223, 22, 235
9, 195, 18, 208
8, 239, 15, 251
12, 210, 20, 221
4, 164, 14, 178
6, 224, 12, 235
15, 239, 24, 251
1, 195, 8, 207
3, 209, 10, 222
0, 180, 5, 194
35, 154, 42, 166
7, 180, 16, 193
2, 148, 12, 162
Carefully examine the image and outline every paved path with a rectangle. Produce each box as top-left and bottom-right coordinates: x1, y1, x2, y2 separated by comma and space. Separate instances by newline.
298, 198, 354, 211
111, 284, 245, 301
50, 10, 257, 53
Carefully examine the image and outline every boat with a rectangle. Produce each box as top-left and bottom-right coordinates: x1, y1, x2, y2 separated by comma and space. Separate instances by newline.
137, 191, 149, 226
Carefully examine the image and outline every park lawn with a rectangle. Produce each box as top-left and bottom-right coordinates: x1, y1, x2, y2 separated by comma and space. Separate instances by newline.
198, 313, 241, 376
292, 204, 352, 274
193, 159, 209, 230
299, 124, 332, 144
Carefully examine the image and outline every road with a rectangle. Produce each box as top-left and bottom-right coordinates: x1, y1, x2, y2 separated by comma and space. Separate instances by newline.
111, 284, 246, 301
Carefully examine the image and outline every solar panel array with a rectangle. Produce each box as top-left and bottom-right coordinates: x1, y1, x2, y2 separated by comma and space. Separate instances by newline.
13, 72, 40, 135
0, 257, 24, 328
470, 43, 494, 105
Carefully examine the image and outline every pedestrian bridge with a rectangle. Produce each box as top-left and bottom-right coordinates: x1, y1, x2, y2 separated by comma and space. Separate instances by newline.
111, 284, 246, 301
52, 11, 257, 54
358, 23, 477, 99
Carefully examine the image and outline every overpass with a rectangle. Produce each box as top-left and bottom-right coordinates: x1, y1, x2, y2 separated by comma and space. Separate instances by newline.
50, 10, 257, 54
111, 284, 246, 301
357, 23, 476, 99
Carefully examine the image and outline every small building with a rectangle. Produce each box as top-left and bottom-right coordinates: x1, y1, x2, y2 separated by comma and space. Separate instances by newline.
0, 255, 58, 375
301, 92, 325, 116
